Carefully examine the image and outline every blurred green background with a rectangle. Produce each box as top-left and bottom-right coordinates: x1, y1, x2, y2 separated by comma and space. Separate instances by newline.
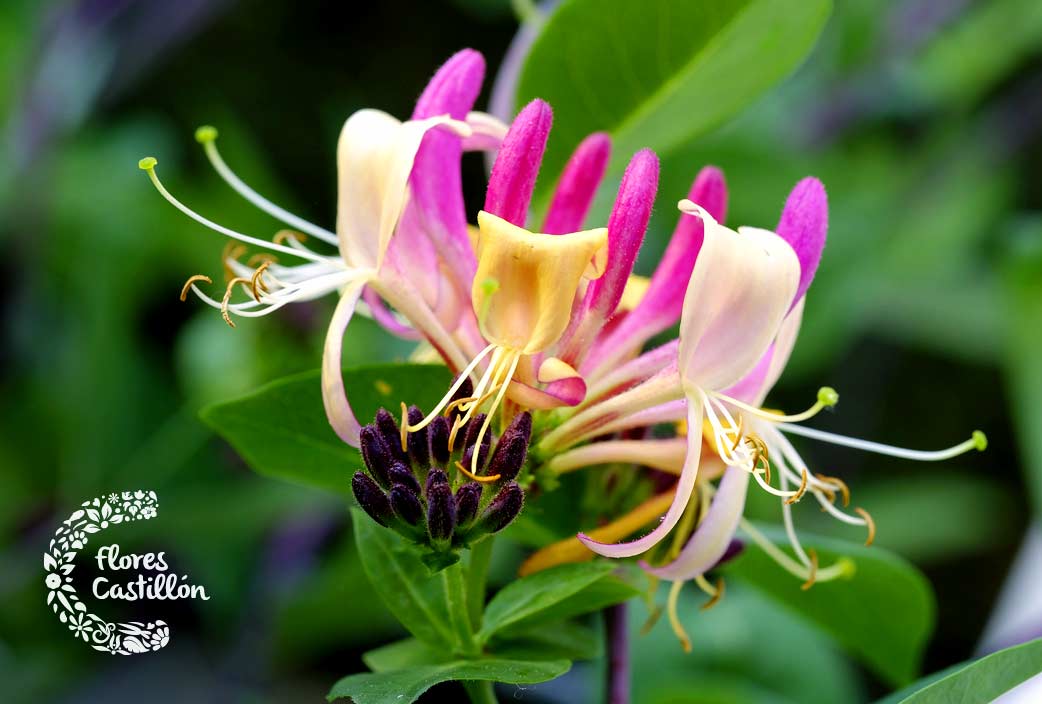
1, 0, 1040, 702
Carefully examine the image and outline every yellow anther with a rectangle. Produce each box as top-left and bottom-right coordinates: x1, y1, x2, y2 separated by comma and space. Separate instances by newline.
247, 253, 278, 267
138, 156, 157, 170
273, 229, 308, 245
699, 578, 725, 611
194, 125, 218, 143
250, 260, 272, 300
784, 468, 809, 505
800, 549, 818, 591
855, 507, 876, 546
454, 460, 500, 484
816, 473, 851, 507
221, 241, 247, 281
667, 580, 691, 653
220, 276, 255, 327
729, 414, 745, 452
180, 274, 212, 302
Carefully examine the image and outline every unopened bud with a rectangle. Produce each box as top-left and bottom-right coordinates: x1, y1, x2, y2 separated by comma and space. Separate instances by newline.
426, 482, 456, 543
429, 416, 451, 464
487, 411, 532, 481
455, 483, 482, 527
425, 467, 449, 497
406, 405, 430, 467
388, 461, 421, 497
478, 482, 523, 534
375, 408, 408, 464
351, 472, 393, 527
359, 425, 392, 487
390, 484, 423, 526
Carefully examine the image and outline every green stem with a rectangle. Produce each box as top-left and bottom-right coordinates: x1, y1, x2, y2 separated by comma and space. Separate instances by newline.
443, 561, 478, 657
466, 536, 495, 629
463, 680, 497, 704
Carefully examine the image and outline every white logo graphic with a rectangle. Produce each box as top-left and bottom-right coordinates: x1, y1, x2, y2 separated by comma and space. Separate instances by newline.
44, 490, 204, 655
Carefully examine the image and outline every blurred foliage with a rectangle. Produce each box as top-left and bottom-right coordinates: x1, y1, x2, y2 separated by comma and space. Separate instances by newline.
0, 0, 1040, 702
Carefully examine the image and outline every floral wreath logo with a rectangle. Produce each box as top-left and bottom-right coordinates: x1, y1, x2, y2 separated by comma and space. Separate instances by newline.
44, 490, 170, 655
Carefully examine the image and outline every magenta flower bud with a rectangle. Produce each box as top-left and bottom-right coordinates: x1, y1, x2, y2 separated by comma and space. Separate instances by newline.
581, 166, 725, 376
585, 148, 659, 320
776, 177, 828, 306
406, 405, 430, 468
387, 461, 421, 497
484, 99, 553, 227
374, 409, 408, 465
542, 132, 611, 234
426, 482, 456, 543
478, 482, 524, 534
390, 484, 423, 526
352, 472, 393, 527
425, 467, 449, 497
359, 425, 392, 488
455, 482, 482, 527
428, 416, 451, 464
486, 412, 532, 481
409, 49, 486, 281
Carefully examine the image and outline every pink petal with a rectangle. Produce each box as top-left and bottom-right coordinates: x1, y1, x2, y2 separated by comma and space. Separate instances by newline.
776, 177, 828, 306
409, 49, 486, 287
542, 132, 612, 234
640, 466, 749, 580
484, 99, 553, 227
321, 282, 367, 446
579, 400, 704, 558
582, 166, 726, 377
362, 286, 423, 341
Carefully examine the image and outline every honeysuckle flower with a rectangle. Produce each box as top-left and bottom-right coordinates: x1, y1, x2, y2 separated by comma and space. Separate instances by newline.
396, 98, 661, 481
138, 50, 517, 448
525, 173, 986, 646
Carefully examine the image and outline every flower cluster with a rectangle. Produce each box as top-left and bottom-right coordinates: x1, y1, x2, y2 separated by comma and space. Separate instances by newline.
142, 47, 986, 647
350, 380, 529, 570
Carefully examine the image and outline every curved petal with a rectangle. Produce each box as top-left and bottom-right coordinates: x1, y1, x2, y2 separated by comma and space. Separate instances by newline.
578, 399, 704, 558
677, 202, 800, 392
462, 111, 509, 151
640, 466, 749, 580
321, 280, 369, 446
760, 298, 804, 400
336, 110, 470, 270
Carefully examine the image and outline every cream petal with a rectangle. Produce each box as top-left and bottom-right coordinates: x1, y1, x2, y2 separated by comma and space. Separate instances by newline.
641, 466, 749, 580
336, 110, 470, 270
677, 201, 800, 392
578, 399, 704, 558
759, 298, 804, 403
321, 280, 369, 446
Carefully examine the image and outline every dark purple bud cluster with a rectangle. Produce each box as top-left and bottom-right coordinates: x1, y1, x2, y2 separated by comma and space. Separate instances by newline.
351, 380, 531, 571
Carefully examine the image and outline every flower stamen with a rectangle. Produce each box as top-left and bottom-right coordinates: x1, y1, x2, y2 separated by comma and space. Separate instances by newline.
784, 468, 809, 505
666, 580, 692, 653
695, 575, 725, 611
180, 274, 212, 302
855, 507, 876, 546
800, 549, 818, 591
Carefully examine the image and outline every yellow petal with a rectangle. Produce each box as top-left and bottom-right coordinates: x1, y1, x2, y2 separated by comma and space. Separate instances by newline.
537, 356, 581, 383
472, 211, 607, 354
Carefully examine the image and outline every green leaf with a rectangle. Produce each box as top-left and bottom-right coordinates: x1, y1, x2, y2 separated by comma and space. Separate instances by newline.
477, 562, 614, 642
351, 508, 457, 650
200, 364, 451, 493
327, 658, 572, 703
877, 637, 1042, 704
724, 526, 934, 686
490, 621, 603, 662
363, 638, 445, 673
516, 0, 832, 201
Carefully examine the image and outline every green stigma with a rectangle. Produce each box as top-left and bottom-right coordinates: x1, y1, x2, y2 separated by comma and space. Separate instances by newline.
817, 386, 839, 407
972, 430, 988, 451
138, 156, 158, 171
195, 125, 218, 144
